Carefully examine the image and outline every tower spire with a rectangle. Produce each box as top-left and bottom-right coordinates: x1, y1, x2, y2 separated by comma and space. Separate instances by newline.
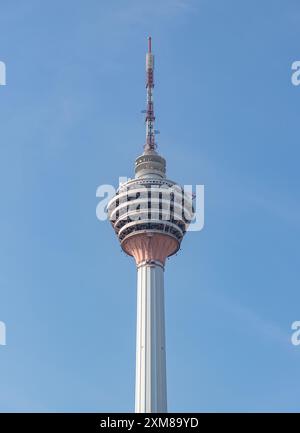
144, 36, 156, 153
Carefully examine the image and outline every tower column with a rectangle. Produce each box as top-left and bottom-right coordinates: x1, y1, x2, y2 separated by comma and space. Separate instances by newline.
135, 262, 167, 413
122, 233, 178, 413
107, 37, 194, 414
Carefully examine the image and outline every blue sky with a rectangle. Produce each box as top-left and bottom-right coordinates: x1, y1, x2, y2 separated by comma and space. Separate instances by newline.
0, 0, 300, 412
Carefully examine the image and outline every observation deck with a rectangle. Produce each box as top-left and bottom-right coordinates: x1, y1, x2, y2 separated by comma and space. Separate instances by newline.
107, 151, 194, 264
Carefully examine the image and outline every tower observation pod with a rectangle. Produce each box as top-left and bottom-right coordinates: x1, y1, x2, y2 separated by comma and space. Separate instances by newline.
107, 37, 194, 413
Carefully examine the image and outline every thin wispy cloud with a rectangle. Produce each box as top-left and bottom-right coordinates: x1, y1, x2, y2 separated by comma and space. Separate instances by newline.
207, 289, 291, 348
117, 0, 196, 23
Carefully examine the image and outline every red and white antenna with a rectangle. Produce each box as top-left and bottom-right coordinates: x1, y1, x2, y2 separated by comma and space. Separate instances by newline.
144, 36, 156, 152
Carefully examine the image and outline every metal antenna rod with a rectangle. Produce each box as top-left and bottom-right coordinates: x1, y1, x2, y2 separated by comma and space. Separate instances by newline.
144, 36, 156, 152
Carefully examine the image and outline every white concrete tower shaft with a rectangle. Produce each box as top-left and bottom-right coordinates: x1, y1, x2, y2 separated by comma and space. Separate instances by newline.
135, 262, 167, 412
122, 235, 179, 413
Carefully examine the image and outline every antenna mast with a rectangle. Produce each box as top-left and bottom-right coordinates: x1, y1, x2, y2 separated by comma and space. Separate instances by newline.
144, 36, 156, 152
